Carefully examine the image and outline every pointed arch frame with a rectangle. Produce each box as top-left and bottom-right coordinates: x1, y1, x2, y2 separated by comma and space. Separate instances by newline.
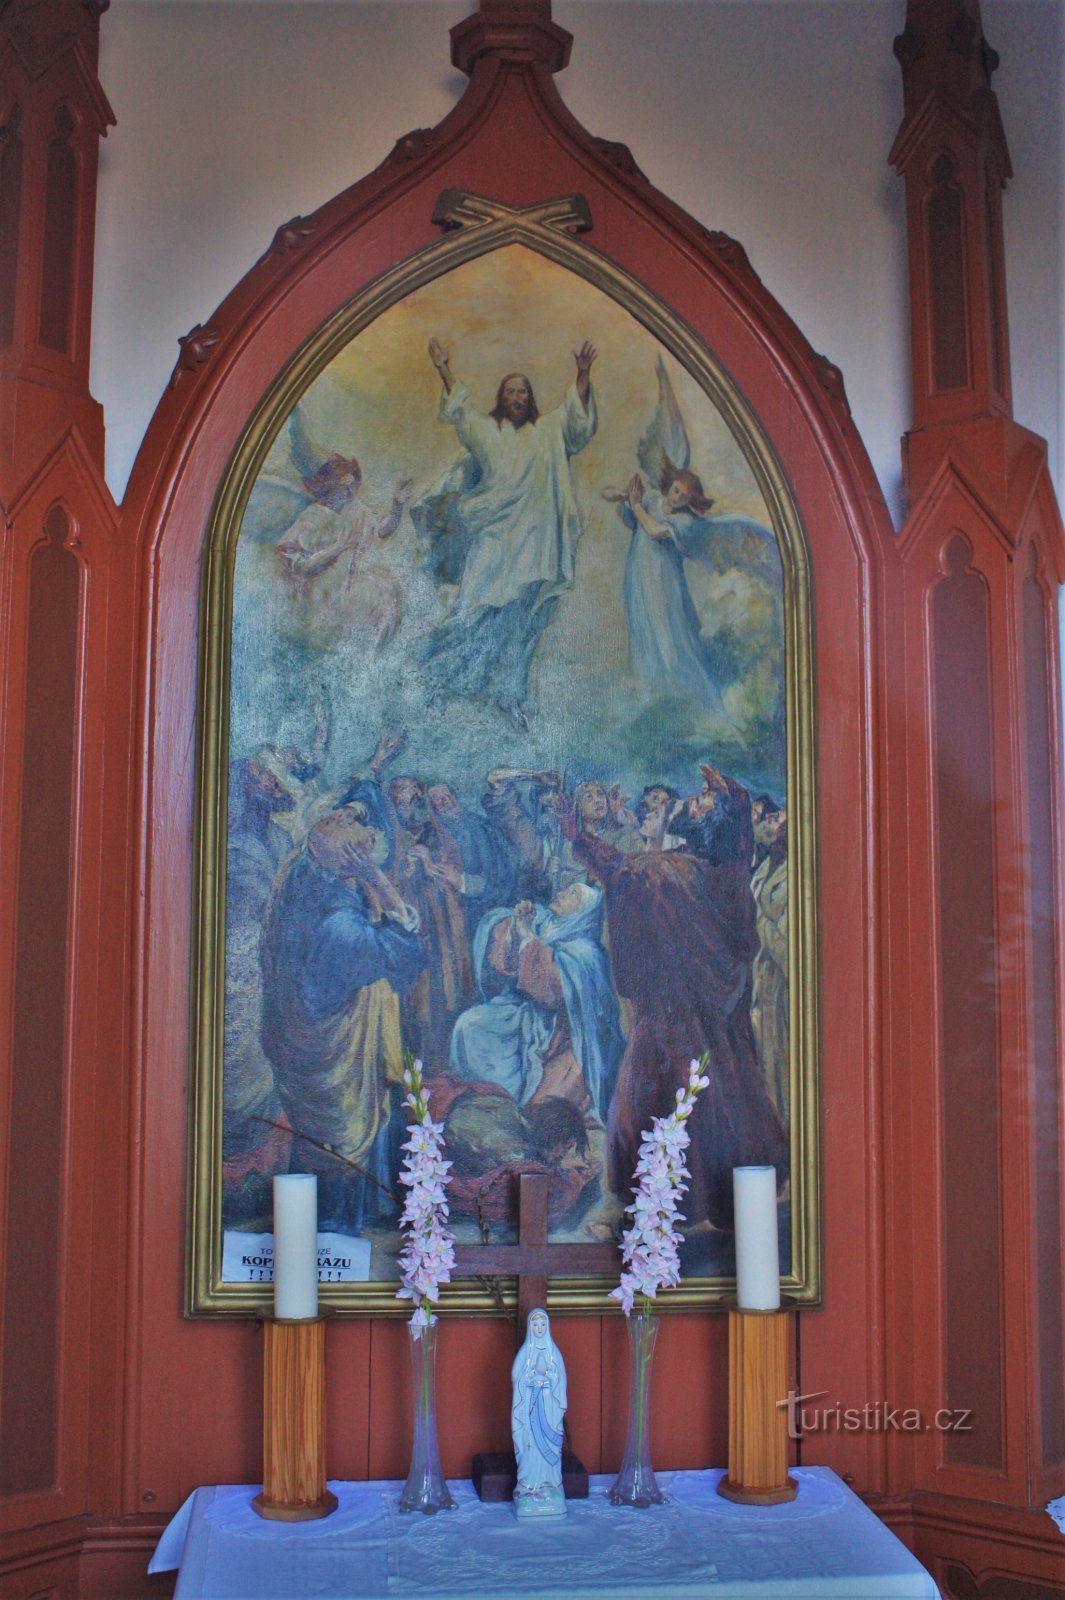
189, 191, 821, 1315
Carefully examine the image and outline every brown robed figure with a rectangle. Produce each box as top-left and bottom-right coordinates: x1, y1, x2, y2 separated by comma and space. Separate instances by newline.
569, 766, 788, 1229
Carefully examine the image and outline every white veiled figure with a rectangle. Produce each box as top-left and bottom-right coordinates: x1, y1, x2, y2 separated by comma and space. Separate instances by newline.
511, 1308, 567, 1518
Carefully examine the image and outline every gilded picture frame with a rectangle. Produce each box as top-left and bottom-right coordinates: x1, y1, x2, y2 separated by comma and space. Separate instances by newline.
187, 193, 820, 1316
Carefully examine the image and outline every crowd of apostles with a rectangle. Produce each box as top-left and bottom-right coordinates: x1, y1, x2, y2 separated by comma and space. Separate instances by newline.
223, 728, 790, 1255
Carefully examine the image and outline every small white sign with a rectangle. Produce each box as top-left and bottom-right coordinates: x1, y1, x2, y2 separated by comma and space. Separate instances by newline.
222, 1230, 373, 1284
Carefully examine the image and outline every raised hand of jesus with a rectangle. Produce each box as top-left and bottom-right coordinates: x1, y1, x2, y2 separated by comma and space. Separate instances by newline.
574, 340, 597, 407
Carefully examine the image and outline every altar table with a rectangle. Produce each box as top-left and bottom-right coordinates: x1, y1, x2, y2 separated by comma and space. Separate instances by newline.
148, 1466, 941, 1599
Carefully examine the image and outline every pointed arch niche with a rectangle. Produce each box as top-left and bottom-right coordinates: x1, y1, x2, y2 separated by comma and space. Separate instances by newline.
120, 5, 901, 1504
191, 212, 823, 1318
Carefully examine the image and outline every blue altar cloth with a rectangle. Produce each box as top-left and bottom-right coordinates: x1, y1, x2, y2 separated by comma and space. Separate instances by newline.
148, 1467, 941, 1599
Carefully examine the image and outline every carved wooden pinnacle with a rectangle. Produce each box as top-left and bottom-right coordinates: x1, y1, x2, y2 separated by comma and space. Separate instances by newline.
451, 0, 571, 77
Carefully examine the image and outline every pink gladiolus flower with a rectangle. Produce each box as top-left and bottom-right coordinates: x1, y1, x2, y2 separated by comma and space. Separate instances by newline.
613, 1054, 711, 1316
395, 1058, 456, 1324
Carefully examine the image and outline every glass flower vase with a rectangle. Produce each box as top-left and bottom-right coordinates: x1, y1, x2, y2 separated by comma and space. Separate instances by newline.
609, 1307, 665, 1507
399, 1316, 454, 1514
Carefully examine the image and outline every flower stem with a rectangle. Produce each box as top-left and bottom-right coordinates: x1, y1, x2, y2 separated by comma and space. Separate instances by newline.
634, 1301, 651, 1457
421, 1314, 433, 1417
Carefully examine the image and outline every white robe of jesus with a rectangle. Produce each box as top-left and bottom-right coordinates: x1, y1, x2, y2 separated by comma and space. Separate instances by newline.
439, 378, 597, 616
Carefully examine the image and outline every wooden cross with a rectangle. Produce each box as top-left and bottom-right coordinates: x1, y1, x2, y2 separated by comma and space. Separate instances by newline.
452, 1171, 619, 1336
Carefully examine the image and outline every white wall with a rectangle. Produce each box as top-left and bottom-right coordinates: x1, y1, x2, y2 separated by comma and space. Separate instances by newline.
91, 0, 1063, 526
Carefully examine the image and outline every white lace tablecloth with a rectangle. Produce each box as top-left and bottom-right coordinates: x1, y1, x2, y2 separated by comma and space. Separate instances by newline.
148, 1467, 941, 1599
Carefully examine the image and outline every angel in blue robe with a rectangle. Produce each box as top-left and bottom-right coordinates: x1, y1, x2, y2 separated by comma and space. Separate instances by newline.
604, 356, 781, 717
240, 404, 412, 647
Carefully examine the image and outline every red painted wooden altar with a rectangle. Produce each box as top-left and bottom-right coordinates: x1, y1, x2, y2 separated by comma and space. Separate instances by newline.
0, 1, 1061, 1595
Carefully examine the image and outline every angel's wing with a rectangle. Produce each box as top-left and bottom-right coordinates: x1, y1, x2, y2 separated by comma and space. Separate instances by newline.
240, 475, 311, 543
673, 513, 782, 588
287, 403, 328, 482
636, 355, 691, 487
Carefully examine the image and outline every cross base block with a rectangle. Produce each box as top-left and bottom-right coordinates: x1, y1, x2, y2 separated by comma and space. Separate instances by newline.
472, 1449, 588, 1501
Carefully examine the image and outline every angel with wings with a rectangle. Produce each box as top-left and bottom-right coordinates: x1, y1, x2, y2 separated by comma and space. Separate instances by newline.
240, 405, 412, 648
604, 356, 780, 719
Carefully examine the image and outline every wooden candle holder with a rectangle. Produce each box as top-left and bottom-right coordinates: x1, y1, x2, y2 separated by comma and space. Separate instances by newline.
717, 1306, 798, 1505
252, 1316, 339, 1521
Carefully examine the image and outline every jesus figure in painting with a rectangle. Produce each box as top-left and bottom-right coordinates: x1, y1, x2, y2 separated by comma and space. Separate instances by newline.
412, 336, 597, 730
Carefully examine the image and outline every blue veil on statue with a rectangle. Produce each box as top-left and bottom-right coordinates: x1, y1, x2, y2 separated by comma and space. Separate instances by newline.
511, 1308, 567, 1517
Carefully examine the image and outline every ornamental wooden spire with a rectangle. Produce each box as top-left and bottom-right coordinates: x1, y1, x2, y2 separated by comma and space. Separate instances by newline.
450, 0, 572, 77
0, 0, 115, 486
889, 0, 1012, 451
889, 0, 1065, 1549
0, 0, 120, 1538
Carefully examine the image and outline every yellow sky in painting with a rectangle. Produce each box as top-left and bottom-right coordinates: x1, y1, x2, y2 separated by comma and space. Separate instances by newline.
243, 243, 785, 793
280, 244, 768, 525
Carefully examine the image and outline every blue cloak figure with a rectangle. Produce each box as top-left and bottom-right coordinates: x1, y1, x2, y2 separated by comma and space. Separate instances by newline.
448, 881, 624, 1125
259, 784, 426, 1231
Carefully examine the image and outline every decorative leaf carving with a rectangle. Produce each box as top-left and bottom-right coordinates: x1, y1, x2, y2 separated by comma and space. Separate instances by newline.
812, 353, 851, 416
892, 28, 924, 72
257, 214, 317, 264
388, 127, 438, 164
704, 230, 759, 282
978, 36, 1000, 80
169, 323, 221, 389
593, 138, 643, 180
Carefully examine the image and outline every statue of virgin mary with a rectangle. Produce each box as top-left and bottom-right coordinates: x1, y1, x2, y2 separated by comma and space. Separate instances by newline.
511, 1308, 567, 1518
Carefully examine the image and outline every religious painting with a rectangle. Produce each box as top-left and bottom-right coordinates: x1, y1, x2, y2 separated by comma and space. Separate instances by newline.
189, 223, 818, 1314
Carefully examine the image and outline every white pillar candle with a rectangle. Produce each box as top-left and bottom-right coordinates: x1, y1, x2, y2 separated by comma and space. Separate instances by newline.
272, 1174, 319, 1320
733, 1166, 781, 1310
